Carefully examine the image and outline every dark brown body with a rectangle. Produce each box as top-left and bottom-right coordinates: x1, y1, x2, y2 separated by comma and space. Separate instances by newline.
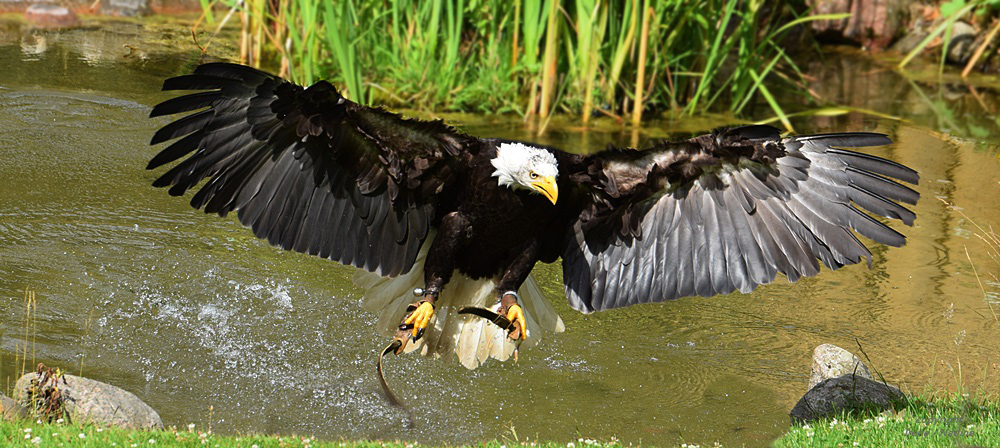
423, 139, 580, 293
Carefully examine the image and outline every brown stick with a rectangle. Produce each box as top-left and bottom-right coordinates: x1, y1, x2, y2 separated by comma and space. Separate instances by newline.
962, 18, 1000, 78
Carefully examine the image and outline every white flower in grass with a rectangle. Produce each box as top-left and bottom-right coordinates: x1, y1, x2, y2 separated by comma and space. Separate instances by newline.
188, 423, 196, 431
24, 427, 33, 433
967, 424, 975, 429
31, 436, 41, 445
148, 438, 156, 444
56, 418, 64, 424
79, 433, 86, 438
25, 434, 31, 439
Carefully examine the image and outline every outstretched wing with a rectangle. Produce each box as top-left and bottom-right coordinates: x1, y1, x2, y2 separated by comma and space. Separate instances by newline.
148, 63, 472, 277
560, 125, 919, 313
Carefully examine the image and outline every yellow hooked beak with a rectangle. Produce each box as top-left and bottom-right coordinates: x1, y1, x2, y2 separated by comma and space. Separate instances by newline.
530, 175, 558, 205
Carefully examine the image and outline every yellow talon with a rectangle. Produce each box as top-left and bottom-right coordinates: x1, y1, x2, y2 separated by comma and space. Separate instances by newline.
506, 304, 527, 340
403, 301, 435, 339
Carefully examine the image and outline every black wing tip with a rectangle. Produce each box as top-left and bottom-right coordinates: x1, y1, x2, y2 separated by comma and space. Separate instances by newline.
149, 103, 171, 118
796, 132, 893, 146
156, 63, 278, 96
149, 128, 174, 145
714, 124, 783, 141
193, 61, 256, 72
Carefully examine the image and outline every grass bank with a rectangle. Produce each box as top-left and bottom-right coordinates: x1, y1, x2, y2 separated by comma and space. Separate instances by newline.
774, 393, 1000, 447
0, 419, 625, 448
5, 393, 1000, 447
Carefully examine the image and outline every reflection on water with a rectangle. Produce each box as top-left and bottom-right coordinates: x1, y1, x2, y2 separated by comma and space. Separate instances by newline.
1, 21, 999, 447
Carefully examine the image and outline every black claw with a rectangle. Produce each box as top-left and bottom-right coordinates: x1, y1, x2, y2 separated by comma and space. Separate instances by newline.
413, 327, 425, 341
458, 307, 514, 330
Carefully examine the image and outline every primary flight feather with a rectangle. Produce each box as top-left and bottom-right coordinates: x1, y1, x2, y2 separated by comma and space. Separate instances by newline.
148, 63, 919, 368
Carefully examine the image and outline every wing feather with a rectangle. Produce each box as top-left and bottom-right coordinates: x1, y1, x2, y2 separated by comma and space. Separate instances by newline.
561, 126, 918, 312
149, 63, 469, 277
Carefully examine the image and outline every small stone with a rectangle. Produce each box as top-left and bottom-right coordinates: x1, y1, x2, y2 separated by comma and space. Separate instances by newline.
102, 0, 151, 17
790, 375, 903, 423
809, 344, 874, 389
1, 393, 30, 421
14, 372, 163, 429
24, 3, 80, 29
892, 30, 928, 54
945, 21, 977, 64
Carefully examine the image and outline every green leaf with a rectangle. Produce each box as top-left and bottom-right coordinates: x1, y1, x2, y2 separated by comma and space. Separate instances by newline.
940, 0, 968, 18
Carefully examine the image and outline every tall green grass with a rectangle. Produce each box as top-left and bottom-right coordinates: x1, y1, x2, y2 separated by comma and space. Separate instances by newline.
200, 1, 844, 126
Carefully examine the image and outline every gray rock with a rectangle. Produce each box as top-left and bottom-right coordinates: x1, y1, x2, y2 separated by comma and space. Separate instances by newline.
24, 3, 80, 29
791, 375, 903, 423
14, 373, 163, 429
1, 393, 29, 421
807, 0, 909, 50
809, 343, 874, 389
946, 21, 977, 64
102, 0, 151, 17
893, 30, 929, 54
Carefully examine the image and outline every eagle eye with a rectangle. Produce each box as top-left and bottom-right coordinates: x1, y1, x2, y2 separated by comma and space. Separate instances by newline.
529, 171, 538, 179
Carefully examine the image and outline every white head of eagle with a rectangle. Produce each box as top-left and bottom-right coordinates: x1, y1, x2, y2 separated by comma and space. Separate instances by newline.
491, 142, 560, 204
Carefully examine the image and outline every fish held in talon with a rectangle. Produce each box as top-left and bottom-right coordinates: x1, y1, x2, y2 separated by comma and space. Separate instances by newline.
148, 63, 920, 371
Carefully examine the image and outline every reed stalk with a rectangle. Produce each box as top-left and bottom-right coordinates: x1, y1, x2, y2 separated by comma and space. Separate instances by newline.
580, 2, 607, 124
631, 3, 651, 127
538, 0, 560, 118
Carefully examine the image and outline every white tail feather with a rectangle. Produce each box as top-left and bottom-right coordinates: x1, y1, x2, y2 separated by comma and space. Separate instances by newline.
353, 235, 565, 369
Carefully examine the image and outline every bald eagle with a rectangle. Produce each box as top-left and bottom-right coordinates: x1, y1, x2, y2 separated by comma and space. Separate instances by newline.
148, 63, 919, 368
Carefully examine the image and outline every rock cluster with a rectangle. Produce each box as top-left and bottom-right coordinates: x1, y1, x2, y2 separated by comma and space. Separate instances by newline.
808, 0, 909, 50
7, 370, 162, 429
24, 3, 80, 29
807, 0, 988, 68
791, 344, 903, 423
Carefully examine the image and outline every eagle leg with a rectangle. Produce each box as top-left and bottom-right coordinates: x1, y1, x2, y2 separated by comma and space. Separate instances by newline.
498, 292, 526, 340
402, 288, 438, 341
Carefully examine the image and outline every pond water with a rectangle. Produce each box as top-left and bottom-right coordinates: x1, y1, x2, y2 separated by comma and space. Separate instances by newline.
1, 20, 999, 447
